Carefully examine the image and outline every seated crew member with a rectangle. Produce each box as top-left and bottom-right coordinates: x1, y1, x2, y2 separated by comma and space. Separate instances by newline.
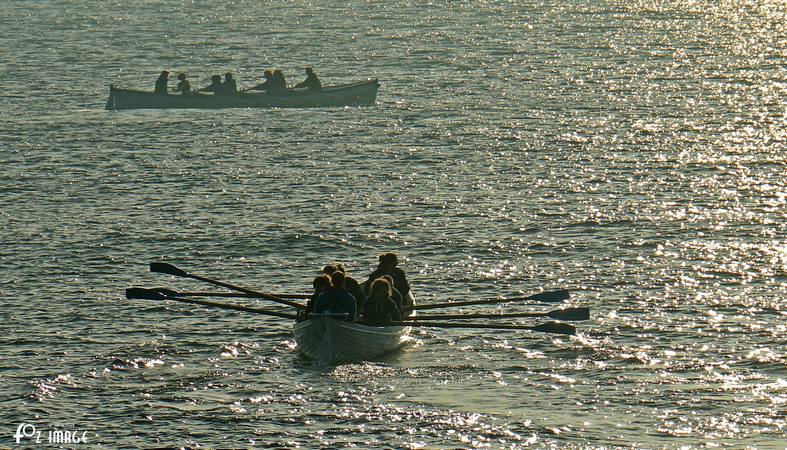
154, 70, 169, 95
305, 274, 332, 315
362, 278, 401, 325
272, 69, 287, 92
247, 70, 274, 92
176, 73, 191, 95
365, 252, 410, 302
222, 72, 237, 96
381, 274, 405, 310
344, 275, 365, 314
198, 75, 224, 94
313, 271, 356, 320
294, 67, 322, 92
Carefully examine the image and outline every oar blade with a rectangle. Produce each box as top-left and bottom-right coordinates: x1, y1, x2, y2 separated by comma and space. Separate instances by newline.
531, 322, 576, 335
150, 262, 189, 277
528, 289, 570, 303
546, 307, 590, 321
125, 287, 167, 300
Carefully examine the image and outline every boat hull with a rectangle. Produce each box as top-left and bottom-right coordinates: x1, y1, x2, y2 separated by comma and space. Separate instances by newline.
294, 314, 412, 364
105, 79, 380, 110
295, 290, 415, 364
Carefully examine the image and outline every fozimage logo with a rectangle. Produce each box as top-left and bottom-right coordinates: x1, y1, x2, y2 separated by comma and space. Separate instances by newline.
14, 423, 88, 445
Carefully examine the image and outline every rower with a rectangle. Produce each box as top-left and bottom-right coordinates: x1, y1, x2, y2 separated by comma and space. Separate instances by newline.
365, 252, 410, 302
247, 70, 274, 93
313, 271, 357, 320
176, 73, 191, 95
154, 70, 169, 95
272, 69, 287, 92
304, 274, 332, 316
344, 275, 365, 314
380, 274, 405, 310
198, 75, 224, 94
294, 67, 322, 92
222, 72, 237, 96
361, 278, 401, 325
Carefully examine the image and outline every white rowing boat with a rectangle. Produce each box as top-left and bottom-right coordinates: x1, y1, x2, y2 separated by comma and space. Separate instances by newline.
293, 294, 415, 364
127, 265, 579, 366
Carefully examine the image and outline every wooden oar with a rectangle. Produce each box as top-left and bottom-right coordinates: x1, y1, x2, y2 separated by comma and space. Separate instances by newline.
393, 320, 576, 335
499, 289, 570, 302
125, 288, 298, 319
404, 289, 569, 312
410, 307, 589, 322
149, 262, 306, 309
152, 287, 311, 300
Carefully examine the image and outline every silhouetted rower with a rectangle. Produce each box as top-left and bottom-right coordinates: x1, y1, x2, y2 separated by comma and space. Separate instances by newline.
248, 70, 275, 93
222, 72, 237, 96
294, 67, 322, 92
154, 70, 169, 95
176, 73, 191, 95
198, 75, 224, 94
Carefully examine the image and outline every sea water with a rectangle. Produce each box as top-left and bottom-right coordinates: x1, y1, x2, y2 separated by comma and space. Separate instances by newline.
2, 0, 785, 448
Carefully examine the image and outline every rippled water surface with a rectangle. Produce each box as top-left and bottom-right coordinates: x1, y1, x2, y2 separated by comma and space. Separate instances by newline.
2, 0, 785, 448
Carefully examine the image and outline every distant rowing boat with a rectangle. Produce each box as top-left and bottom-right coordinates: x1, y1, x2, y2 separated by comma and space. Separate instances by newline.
105, 79, 380, 110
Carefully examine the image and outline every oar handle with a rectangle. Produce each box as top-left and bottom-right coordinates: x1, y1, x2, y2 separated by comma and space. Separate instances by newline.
149, 263, 306, 309
126, 288, 297, 320
151, 289, 311, 300
392, 320, 576, 335
404, 289, 570, 312
411, 307, 589, 321
187, 273, 306, 309
411, 312, 547, 320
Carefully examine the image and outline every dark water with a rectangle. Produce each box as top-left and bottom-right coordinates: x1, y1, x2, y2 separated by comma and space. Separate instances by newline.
2, 0, 785, 448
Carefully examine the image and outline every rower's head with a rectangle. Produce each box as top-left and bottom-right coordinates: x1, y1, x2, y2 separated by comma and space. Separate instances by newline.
211, 75, 222, 83
370, 277, 392, 298
177, 73, 186, 80
330, 271, 346, 289
160, 70, 169, 78
313, 274, 332, 292
225, 72, 233, 80
381, 275, 395, 287
305, 67, 314, 75
264, 69, 273, 78
322, 263, 345, 275
378, 252, 399, 268
273, 69, 283, 77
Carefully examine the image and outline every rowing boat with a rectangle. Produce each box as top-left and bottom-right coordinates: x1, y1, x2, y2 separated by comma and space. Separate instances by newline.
293, 293, 415, 364
105, 79, 380, 110
130, 264, 580, 366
